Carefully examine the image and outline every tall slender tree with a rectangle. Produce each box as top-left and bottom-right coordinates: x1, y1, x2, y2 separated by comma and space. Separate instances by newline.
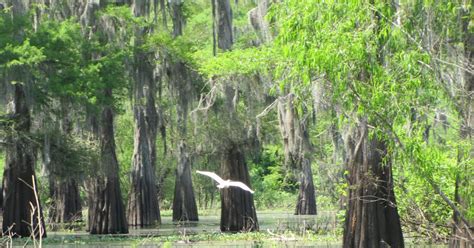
84, 0, 129, 234
127, 0, 161, 227
88, 90, 128, 234
169, 0, 199, 222
277, 94, 317, 215
213, 0, 258, 232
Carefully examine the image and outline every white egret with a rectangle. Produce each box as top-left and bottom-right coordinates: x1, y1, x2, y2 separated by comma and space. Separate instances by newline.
196, 170, 255, 194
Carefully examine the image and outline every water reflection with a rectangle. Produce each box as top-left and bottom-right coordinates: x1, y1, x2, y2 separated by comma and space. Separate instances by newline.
38, 211, 444, 247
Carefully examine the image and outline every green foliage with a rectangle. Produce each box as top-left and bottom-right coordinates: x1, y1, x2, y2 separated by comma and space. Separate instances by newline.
28, 19, 86, 106
146, 31, 196, 63
0, 1, 470, 243
0, 11, 45, 70
2, 39, 45, 68
250, 145, 297, 209
394, 121, 473, 236
272, 1, 437, 129
115, 105, 134, 200
196, 46, 273, 78
50, 134, 99, 179
267, 0, 472, 240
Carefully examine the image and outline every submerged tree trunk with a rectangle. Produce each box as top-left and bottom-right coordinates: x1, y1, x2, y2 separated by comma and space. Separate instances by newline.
169, 2, 199, 221
2, 84, 46, 238
342, 120, 404, 248
172, 141, 199, 221
295, 158, 317, 215
170, 63, 199, 221
127, 0, 161, 227
127, 101, 160, 226
2, 0, 46, 238
49, 178, 82, 223
127, 54, 161, 227
278, 94, 317, 215
45, 107, 82, 224
213, 0, 257, 231
220, 145, 258, 232
171, 88, 198, 221
88, 93, 128, 234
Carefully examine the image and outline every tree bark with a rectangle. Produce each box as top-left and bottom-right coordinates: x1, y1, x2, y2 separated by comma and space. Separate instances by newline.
49, 178, 82, 223
2, 83, 46, 238
248, 0, 272, 44
295, 158, 317, 215
168, 4, 199, 221
342, 120, 404, 248
212, 0, 257, 232
170, 0, 184, 37
127, 103, 161, 226
168, 62, 198, 222
171, 82, 199, 222
220, 144, 258, 232
216, 0, 233, 51
88, 93, 128, 234
172, 141, 199, 221
2, 0, 46, 238
278, 94, 317, 215
127, 0, 161, 227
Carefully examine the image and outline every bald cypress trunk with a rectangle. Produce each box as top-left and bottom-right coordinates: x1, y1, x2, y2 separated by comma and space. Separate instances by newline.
50, 179, 82, 223
295, 118, 316, 215
2, 83, 46, 238
88, 97, 128, 234
168, 1, 199, 222
170, 0, 184, 37
295, 158, 316, 215
172, 141, 199, 221
171, 87, 198, 222
80, 0, 128, 234
127, 102, 160, 226
47, 107, 82, 224
2, 0, 46, 238
127, 0, 161, 227
170, 62, 199, 221
127, 87, 160, 226
343, 4, 404, 247
342, 121, 403, 248
278, 95, 317, 215
127, 53, 161, 227
216, 0, 233, 51
220, 145, 258, 232
213, 0, 257, 230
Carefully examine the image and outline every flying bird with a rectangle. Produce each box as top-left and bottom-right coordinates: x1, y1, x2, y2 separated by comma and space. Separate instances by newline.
196, 170, 255, 194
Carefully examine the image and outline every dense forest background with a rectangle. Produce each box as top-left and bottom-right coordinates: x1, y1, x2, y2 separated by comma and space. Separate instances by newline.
0, 0, 472, 247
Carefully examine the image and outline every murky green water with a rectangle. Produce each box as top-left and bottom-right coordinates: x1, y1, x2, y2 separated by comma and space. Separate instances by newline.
11, 211, 446, 247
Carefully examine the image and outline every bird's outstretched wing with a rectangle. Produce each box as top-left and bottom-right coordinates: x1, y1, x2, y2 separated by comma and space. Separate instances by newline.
196, 170, 225, 184
227, 181, 255, 194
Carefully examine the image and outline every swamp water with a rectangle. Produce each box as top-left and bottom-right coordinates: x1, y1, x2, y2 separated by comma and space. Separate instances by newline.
12, 211, 446, 247
17, 211, 339, 247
